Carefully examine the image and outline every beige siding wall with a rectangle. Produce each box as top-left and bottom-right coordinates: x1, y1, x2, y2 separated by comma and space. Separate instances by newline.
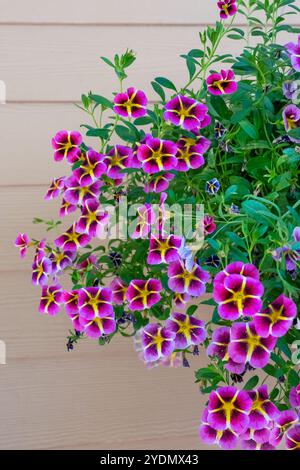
0, 0, 299, 449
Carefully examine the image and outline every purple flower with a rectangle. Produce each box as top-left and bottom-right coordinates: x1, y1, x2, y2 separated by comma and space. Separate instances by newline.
63, 290, 79, 316
51, 130, 82, 163
72, 149, 106, 186
64, 175, 102, 206
241, 440, 275, 451
80, 311, 116, 339
173, 292, 191, 309
175, 135, 209, 171
54, 223, 91, 252
215, 262, 260, 283
206, 326, 245, 375
253, 294, 297, 338
137, 137, 178, 174
15, 233, 30, 258
269, 410, 299, 447
217, 0, 237, 19
240, 427, 271, 445
168, 259, 210, 297
31, 256, 52, 286
103, 145, 133, 179
147, 235, 182, 265
282, 104, 300, 142
228, 322, 277, 369
76, 198, 109, 238
165, 312, 206, 349
206, 69, 238, 95
285, 35, 300, 72
203, 215, 216, 235
144, 173, 174, 193
286, 424, 300, 450
49, 249, 75, 274
39, 284, 64, 316
126, 279, 162, 310
164, 95, 209, 131
130, 203, 155, 239
59, 199, 77, 218
213, 273, 264, 320
247, 385, 279, 430
289, 383, 300, 409
283, 81, 299, 101
272, 226, 300, 271
199, 408, 238, 450
110, 277, 128, 305
207, 386, 252, 434
113, 87, 148, 118
44, 177, 65, 200
205, 178, 220, 194
78, 287, 113, 320
140, 323, 175, 362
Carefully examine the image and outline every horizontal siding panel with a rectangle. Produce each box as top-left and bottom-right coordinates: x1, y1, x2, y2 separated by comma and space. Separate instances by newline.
0, 274, 209, 449
0, 25, 247, 102
1, 26, 297, 102
0, 0, 247, 25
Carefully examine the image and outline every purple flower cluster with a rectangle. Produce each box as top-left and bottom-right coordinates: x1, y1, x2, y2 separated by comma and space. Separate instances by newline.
200, 385, 300, 450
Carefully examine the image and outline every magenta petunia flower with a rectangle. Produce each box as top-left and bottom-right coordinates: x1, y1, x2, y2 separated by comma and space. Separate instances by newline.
213, 273, 264, 320
33, 239, 47, 263
126, 278, 162, 310
214, 261, 260, 284
130, 203, 155, 239
103, 145, 133, 179
78, 287, 113, 320
175, 136, 208, 171
241, 440, 275, 451
285, 35, 300, 72
15, 233, 30, 258
228, 322, 277, 369
269, 410, 299, 447
63, 176, 102, 206
253, 294, 297, 338
206, 69, 238, 95
203, 215, 216, 235
54, 223, 91, 252
147, 234, 182, 265
51, 130, 82, 163
76, 254, 97, 271
165, 312, 206, 349
247, 385, 279, 430
44, 177, 65, 200
59, 199, 77, 218
290, 384, 300, 409
241, 427, 271, 445
39, 284, 64, 316
217, 0, 237, 19
31, 256, 52, 286
168, 259, 210, 296
283, 104, 300, 142
173, 292, 191, 309
79, 310, 116, 339
63, 290, 79, 316
199, 409, 238, 450
140, 323, 175, 362
286, 424, 300, 450
113, 87, 148, 118
144, 172, 174, 193
50, 249, 75, 274
206, 326, 245, 374
207, 386, 252, 434
164, 95, 209, 131
72, 149, 106, 186
137, 137, 178, 174
110, 277, 128, 305
76, 198, 109, 238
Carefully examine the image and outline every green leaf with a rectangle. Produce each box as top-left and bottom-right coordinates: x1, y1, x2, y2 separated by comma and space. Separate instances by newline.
239, 120, 258, 139
151, 81, 165, 101
86, 128, 110, 138
154, 76, 177, 91
89, 94, 113, 109
186, 305, 198, 316
244, 375, 259, 390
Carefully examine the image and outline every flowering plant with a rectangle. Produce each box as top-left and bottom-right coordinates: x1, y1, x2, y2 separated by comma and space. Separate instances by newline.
16, 0, 300, 450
